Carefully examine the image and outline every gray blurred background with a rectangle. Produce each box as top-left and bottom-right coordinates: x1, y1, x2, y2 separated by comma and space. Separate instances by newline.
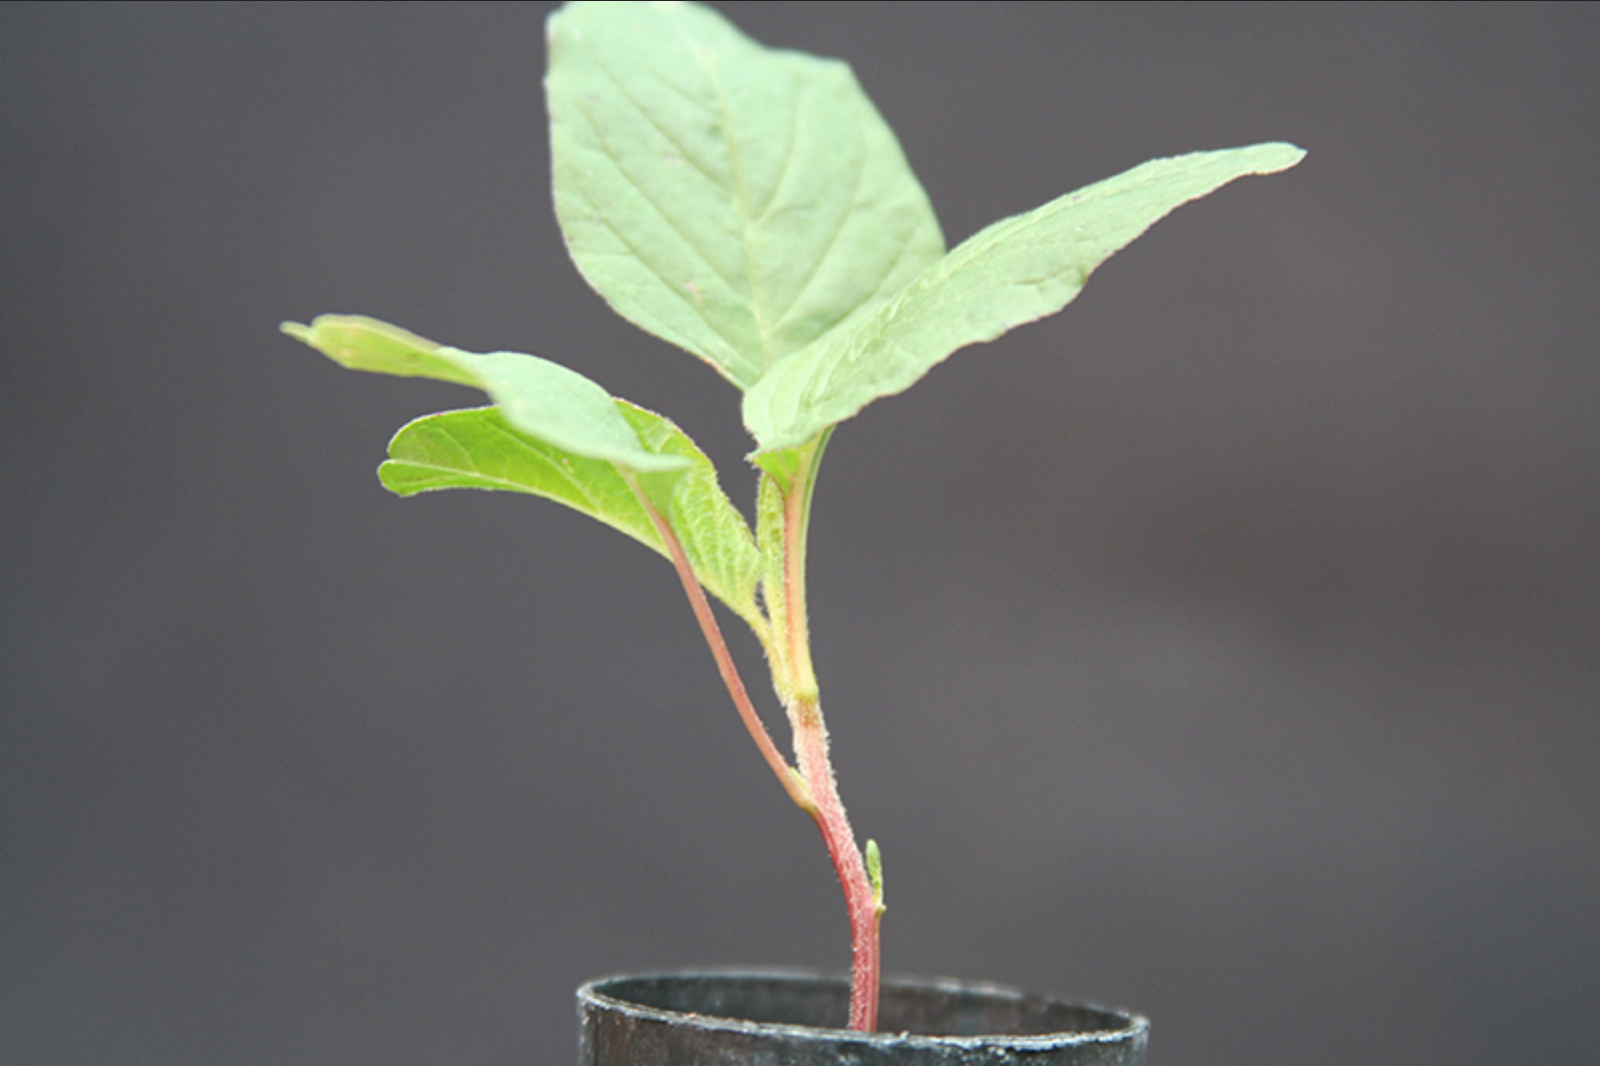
4, 4, 1596, 1065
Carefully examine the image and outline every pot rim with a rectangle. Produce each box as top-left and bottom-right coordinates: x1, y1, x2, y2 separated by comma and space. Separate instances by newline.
578, 967, 1149, 1051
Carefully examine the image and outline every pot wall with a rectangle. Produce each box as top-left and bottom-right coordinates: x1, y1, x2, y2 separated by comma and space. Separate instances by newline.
579, 971, 1148, 1066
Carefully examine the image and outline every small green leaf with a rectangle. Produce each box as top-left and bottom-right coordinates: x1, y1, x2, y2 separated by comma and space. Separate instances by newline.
547, 1, 943, 390
283, 314, 686, 473
381, 404, 764, 627
743, 143, 1307, 452
866, 838, 884, 909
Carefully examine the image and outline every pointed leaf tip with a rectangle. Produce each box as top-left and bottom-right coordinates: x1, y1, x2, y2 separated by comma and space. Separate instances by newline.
283, 313, 687, 473
744, 141, 1307, 452
281, 314, 482, 386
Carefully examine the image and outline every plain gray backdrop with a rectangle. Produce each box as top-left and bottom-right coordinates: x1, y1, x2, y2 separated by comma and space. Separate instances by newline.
4, 4, 1596, 1065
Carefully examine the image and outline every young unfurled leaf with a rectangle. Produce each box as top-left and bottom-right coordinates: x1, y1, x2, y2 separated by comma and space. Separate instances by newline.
547, 0, 944, 390
743, 143, 1307, 453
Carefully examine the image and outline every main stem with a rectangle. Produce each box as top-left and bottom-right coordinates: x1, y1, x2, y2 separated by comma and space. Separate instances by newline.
628, 449, 881, 1031
777, 442, 881, 1032
791, 693, 880, 1031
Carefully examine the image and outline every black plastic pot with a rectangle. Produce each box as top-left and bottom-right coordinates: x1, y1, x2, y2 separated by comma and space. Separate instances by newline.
578, 970, 1148, 1066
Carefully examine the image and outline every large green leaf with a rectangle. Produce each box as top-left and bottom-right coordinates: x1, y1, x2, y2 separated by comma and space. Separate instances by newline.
283, 315, 686, 473
743, 143, 1307, 452
547, 1, 944, 390
381, 403, 764, 628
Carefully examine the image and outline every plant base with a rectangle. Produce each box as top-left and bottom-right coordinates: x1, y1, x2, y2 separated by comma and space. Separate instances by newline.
578, 970, 1148, 1066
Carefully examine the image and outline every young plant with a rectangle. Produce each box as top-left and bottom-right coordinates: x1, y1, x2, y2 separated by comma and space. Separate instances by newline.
285, 1, 1302, 1033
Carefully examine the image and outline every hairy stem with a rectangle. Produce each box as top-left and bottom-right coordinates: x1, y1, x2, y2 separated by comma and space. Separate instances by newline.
630, 478, 811, 811
628, 449, 880, 1031
777, 438, 879, 1031
791, 695, 880, 1031
783, 466, 818, 700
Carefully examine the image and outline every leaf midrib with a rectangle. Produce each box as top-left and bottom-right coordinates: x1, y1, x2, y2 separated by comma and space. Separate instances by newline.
692, 28, 778, 378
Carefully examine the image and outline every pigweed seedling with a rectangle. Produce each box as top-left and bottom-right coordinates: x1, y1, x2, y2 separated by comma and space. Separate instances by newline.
285, 1, 1302, 1032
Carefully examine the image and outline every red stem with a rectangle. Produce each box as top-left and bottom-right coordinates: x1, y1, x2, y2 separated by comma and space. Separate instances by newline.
792, 696, 880, 1031
628, 463, 880, 1031
634, 484, 810, 811
779, 447, 880, 1031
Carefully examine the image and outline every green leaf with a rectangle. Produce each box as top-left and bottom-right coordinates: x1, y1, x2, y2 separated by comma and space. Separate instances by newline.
381, 403, 764, 627
547, 0, 944, 390
619, 402, 767, 632
283, 314, 686, 473
743, 142, 1307, 452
